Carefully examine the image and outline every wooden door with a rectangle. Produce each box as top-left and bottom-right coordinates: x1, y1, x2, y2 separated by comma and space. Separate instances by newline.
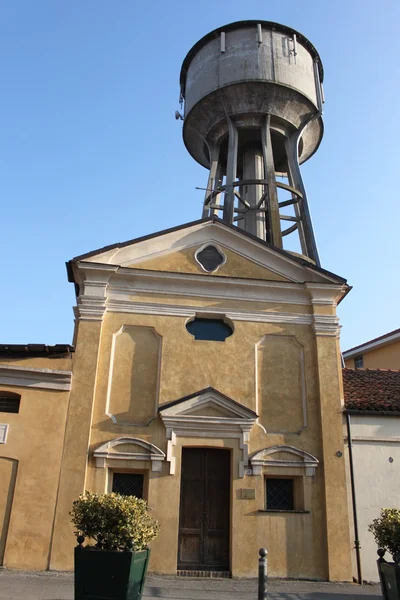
178, 448, 230, 571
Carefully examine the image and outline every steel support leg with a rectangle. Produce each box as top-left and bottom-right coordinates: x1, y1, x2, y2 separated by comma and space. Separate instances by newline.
223, 118, 238, 224
286, 133, 320, 265
203, 144, 220, 218
261, 115, 282, 248
243, 146, 266, 239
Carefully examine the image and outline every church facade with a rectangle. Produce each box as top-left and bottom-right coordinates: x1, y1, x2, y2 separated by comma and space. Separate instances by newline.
0, 217, 352, 580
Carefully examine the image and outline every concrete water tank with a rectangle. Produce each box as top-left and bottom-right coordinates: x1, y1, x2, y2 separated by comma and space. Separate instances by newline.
179, 21, 325, 264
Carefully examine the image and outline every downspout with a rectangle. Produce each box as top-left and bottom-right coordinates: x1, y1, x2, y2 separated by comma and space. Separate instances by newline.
346, 412, 363, 584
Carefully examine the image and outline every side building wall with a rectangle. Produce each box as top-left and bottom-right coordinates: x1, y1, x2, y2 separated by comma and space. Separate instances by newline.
344, 339, 400, 370
0, 355, 72, 570
344, 414, 400, 582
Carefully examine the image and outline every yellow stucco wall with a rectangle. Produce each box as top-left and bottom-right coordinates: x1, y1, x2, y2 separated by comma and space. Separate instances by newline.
344, 339, 400, 370
0, 371, 70, 570
129, 246, 290, 281
48, 302, 351, 580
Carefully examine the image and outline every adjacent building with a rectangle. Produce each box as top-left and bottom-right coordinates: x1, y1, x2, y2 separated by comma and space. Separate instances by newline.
343, 328, 400, 370
343, 332, 400, 582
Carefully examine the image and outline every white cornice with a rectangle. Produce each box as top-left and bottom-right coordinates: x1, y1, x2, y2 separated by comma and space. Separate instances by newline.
108, 268, 318, 306
106, 299, 314, 325
305, 283, 348, 306
0, 365, 72, 391
71, 254, 344, 326
313, 315, 341, 337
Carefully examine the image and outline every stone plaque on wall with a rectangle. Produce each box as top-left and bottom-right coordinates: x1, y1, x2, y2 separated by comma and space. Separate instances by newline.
241, 488, 256, 500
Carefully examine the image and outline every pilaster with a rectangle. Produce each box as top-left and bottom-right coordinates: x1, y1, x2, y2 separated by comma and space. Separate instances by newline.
313, 302, 352, 581
49, 318, 103, 570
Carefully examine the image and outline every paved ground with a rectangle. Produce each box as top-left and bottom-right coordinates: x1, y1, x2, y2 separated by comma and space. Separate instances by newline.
0, 569, 382, 600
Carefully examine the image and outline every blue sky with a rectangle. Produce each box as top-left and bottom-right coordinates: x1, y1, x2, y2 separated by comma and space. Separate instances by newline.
1, 0, 399, 350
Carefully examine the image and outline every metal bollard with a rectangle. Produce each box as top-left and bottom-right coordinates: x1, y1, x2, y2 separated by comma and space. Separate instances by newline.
258, 548, 268, 600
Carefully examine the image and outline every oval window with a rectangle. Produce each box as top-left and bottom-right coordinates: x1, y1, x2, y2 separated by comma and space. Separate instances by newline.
186, 318, 233, 341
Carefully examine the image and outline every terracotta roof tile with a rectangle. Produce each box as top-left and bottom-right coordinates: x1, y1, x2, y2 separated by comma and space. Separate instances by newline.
343, 368, 400, 412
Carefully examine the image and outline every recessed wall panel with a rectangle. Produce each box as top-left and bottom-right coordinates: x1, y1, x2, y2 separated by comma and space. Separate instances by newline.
107, 326, 161, 425
256, 334, 306, 433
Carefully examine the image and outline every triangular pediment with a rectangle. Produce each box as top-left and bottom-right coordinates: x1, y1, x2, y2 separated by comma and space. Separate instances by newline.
159, 387, 258, 420
68, 218, 346, 286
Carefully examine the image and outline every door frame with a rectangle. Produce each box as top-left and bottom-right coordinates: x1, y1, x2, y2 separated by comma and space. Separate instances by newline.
177, 446, 231, 573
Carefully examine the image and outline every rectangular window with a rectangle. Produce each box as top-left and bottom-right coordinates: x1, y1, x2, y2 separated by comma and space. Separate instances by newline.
354, 355, 364, 369
0, 393, 20, 414
112, 473, 144, 498
266, 478, 294, 510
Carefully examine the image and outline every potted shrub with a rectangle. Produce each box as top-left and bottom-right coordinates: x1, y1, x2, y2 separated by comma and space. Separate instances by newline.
71, 491, 160, 600
369, 508, 400, 600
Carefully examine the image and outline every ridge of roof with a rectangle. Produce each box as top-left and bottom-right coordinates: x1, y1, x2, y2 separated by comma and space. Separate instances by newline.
66, 217, 347, 285
343, 327, 400, 356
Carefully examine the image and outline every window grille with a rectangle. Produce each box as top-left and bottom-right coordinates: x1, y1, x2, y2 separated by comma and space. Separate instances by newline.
0, 392, 21, 414
266, 478, 294, 510
112, 473, 144, 498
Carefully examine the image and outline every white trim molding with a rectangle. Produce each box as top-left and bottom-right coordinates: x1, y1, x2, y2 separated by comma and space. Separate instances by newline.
313, 315, 341, 337
159, 388, 258, 478
0, 423, 9, 444
106, 298, 314, 326
250, 445, 319, 477
0, 364, 72, 391
93, 436, 166, 472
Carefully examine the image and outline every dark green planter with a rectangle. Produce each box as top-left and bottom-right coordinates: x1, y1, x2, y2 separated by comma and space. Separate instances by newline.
74, 546, 150, 600
377, 554, 400, 600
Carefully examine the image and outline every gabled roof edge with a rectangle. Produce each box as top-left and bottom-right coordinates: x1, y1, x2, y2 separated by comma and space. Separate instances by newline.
66, 217, 347, 286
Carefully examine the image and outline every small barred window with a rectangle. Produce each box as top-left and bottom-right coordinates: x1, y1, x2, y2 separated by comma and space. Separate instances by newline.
266, 478, 294, 511
112, 473, 144, 498
0, 392, 21, 414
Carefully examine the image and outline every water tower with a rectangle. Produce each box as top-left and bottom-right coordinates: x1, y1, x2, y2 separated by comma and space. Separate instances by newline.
179, 20, 324, 266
